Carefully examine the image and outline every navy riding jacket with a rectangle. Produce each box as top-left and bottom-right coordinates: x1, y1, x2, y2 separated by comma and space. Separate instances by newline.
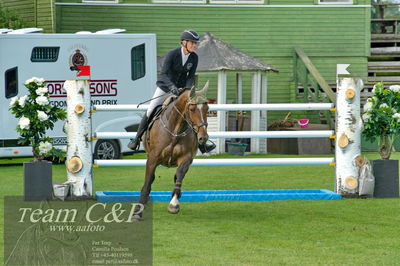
156, 47, 198, 92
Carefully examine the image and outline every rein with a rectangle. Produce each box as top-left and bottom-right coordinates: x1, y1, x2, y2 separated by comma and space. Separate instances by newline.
159, 99, 207, 137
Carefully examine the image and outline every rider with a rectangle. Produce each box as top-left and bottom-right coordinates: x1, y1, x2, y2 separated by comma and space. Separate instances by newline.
128, 30, 216, 153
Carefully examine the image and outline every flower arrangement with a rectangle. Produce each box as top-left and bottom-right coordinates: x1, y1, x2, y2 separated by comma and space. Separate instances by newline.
362, 82, 400, 159
9, 77, 67, 161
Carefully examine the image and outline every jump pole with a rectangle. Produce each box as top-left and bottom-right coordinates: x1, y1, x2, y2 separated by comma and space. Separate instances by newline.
94, 130, 335, 139
93, 103, 334, 112
94, 157, 335, 167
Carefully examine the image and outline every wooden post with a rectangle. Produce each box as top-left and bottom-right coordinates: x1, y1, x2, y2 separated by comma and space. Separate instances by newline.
335, 77, 363, 195
251, 72, 261, 153
217, 71, 227, 154
236, 73, 242, 104
260, 72, 267, 153
64, 80, 93, 197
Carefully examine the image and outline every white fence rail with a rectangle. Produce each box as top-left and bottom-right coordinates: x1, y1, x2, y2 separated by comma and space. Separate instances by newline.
94, 130, 335, 139
93, 103, 334, 112
94, 157, 335, 167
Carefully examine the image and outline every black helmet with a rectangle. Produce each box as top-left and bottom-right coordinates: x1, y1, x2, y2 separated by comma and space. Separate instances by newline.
181, 30, 200, 43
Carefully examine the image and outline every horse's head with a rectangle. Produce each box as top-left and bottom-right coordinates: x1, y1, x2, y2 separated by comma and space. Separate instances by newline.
186, 81, 210, 145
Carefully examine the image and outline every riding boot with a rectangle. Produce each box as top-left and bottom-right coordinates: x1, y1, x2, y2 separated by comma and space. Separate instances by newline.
128, 114, 149, 151
198, 141, 216, 154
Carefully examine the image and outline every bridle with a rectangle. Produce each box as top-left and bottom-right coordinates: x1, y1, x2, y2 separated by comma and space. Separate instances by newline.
160, 101, 208, 137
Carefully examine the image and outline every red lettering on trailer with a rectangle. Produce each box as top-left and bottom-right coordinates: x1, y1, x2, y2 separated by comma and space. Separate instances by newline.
47, 80, 118, 97
47, 81, 66, 97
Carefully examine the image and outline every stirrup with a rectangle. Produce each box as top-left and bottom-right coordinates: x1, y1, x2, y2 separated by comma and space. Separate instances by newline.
128, 138, 140, 151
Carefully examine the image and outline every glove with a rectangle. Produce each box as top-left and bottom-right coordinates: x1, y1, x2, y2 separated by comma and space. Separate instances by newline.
170, 86, 180, 96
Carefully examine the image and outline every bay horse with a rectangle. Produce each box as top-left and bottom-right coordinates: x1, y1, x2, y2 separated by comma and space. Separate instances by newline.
135, 82, 210, 217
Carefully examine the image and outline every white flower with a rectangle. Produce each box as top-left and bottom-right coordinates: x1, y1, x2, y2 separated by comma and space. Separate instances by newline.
389, 85, 400, 93
364, 101, 373, 112
36, 95, 49, 106
362, 113, 371, 122
18, 95, 28, 108
18, 116, 30, 130
393, 108, 397, 114
38, 141, 52, 155
392, 113, 400, 118
9, 96, 19, 107
25, 77, 45, 86
37, 111, 48, 121
35, 86, 48, 96
380, 103, 389, 109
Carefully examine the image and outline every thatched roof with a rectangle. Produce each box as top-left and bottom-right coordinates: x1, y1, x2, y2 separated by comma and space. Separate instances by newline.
157, 32, 278, 72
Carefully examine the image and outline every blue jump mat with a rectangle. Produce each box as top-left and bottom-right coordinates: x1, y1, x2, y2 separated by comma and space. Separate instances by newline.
96, 189, 341, 202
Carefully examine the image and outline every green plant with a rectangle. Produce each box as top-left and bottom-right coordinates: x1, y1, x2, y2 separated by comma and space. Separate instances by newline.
0, 6, 26, 29
362, 82, 400, 159
9, 77, 67, 161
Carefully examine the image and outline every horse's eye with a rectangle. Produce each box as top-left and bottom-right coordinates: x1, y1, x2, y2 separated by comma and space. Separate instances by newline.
189, 106, 196, 112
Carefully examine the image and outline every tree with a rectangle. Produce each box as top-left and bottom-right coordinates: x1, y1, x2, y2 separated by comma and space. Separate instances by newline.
0, 5, 26, 29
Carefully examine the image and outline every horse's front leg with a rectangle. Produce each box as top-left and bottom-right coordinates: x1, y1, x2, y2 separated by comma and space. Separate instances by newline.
132, 158, 158, 221
168, 156, 193, 214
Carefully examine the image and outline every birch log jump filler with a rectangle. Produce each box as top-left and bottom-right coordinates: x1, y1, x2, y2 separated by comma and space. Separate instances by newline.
64, 77, 362, 197
335, 78, 363, 194
64, 80, 93, 197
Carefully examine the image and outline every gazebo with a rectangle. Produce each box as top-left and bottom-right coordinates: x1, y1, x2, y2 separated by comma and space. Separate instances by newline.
158, 32, 278, 153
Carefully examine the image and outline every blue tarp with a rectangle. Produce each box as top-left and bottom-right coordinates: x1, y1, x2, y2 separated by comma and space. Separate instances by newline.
96, 189, 342, 202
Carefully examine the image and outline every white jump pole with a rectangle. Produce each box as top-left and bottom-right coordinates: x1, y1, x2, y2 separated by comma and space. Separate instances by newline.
95, 157, 335, 167
335, 77, 363, 195
94, 130, 334, 140
93, 103, 334, 112
64, 80, 93, 197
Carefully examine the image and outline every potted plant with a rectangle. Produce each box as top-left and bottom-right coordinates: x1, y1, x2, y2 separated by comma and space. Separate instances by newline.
9, 77, 66, 201
362, 82, 400, 197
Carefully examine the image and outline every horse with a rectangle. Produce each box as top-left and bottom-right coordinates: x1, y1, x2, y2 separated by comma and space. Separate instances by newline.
134, 82, 210, 218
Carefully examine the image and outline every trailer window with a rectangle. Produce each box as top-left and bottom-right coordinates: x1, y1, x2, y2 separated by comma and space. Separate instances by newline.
131, 44, 146, 81
31, 47, 60, 62
5, 67, 18, 99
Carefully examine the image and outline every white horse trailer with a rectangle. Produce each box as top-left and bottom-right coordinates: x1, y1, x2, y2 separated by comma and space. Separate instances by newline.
0, 29, 157, 159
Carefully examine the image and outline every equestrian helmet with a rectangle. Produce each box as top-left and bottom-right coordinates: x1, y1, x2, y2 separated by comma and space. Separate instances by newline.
181, 30, 200, 43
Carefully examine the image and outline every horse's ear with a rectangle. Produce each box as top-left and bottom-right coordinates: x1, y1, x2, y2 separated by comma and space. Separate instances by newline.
198, 80, 209, 96
190, 86, 196, 99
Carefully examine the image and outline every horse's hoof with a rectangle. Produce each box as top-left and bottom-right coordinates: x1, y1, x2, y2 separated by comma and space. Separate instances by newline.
167, 204, 180, 214
131, 214, 143, 222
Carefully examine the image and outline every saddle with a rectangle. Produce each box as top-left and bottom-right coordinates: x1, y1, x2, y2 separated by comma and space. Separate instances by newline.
147, 95, 177, 131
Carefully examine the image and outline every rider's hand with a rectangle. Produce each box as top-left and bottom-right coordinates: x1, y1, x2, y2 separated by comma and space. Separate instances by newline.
170, 86, 180, 96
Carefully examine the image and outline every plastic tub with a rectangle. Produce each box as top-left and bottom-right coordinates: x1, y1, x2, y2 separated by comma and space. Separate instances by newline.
298, 118, 309, 128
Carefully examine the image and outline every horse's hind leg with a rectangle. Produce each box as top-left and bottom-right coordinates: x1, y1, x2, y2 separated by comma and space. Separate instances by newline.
132, 158, 157, 221
140, 158, 158, 204
168, 157, 193, 214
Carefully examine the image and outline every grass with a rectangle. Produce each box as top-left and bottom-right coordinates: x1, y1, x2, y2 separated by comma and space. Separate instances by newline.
1, 153, 400, 265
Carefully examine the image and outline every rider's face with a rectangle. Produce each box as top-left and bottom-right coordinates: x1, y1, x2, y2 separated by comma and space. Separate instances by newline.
183, 41, 198, 53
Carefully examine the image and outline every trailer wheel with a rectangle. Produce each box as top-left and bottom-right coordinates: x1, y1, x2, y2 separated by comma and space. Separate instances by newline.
94, 140, 121, 160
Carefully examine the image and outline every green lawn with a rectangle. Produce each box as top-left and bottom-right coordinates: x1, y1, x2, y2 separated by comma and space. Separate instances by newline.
1, 153, 400, 265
